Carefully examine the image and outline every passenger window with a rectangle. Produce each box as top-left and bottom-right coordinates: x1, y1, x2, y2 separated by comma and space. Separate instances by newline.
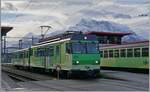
100, 51, 103, 57
121, 49, 126, 57
19, 52, 23, 58
134, 48, 141, 57
30, 49, 33, 56
27, 51, 29, 57
35, 49, 37, 56
56, 46, 60, 55
114, 50, 119, 57
104, 50, 108, 58
127, 49, 133, 57
66, 43, 71, 53
34, 50, 37, 57
44, 48, 48, 56
109, 50, 113, 58
49, 48, 54, 56
24, 52, 26, 58
142, 48, 149, 57
36, 48, 45, 56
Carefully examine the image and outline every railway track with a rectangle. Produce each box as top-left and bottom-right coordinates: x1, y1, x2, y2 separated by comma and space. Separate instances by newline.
1, 65, 149, 91
2, 66, 54, 81
5, 72, 35, 82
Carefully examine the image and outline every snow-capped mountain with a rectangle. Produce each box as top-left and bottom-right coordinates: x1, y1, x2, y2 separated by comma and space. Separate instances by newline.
68, 19, 145, 42
69, 19, 132, 33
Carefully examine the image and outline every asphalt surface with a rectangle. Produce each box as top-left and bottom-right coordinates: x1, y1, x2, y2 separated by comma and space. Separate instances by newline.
1, 71, 23, 91
1, 70, 149, 91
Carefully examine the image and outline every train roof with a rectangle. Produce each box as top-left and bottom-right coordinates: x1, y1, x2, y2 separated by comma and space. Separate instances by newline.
32, 38, 71, 48
35, 31, 97, 46
85, 31, 132, 36
39, 31, 131, 42
100, 40, 149, 49
32, 33, 98, 48
11, 48, 29, 53
39, 31, 81, 42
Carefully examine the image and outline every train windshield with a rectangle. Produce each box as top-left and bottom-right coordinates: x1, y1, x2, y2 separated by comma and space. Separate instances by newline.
71, 43, 86, 53
71, 42, 99, 54
86, 43, 99, 53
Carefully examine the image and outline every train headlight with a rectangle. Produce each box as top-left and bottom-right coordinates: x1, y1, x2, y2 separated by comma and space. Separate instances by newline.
76, 61, 79, 64
95, 61, 99, 64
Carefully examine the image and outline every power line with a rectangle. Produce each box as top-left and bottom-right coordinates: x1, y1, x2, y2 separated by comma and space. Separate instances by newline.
5, 36, 39, 39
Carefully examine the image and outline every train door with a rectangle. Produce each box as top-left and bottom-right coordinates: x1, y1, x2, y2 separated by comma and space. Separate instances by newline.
44, 48, 50, 69
56, 45, 61, 65
28, 48, 31, 68
23, 52, 25, 67
21, 52, 25, 66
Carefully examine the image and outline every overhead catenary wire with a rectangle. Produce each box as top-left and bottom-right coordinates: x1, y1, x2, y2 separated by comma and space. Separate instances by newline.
5, 36, 39, 39
4, 0, 52, 49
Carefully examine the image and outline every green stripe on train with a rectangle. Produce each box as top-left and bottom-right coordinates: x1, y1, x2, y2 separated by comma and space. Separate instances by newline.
100, 57, 149, 69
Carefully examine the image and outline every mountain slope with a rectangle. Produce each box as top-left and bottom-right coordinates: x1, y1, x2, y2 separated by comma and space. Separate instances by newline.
68, 19, 145, 42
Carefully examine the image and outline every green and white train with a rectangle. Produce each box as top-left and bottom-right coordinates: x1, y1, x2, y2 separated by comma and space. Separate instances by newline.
11, 32, 100, 77
100, 41, 149, 72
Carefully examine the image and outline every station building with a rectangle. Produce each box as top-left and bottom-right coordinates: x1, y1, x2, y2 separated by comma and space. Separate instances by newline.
85, 31, 131, 45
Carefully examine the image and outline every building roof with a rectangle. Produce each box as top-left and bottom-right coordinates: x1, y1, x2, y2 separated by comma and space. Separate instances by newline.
100, 40, 149, 47
1, 26, 13, 36
85, 31, 132, 36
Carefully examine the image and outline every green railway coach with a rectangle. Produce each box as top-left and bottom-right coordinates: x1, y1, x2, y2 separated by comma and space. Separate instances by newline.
100, 41, 149, 71
12, 48, 30, 68
11, 32, 100, 77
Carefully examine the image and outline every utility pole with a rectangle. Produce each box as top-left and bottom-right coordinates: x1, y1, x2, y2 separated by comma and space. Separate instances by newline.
19, 40, 22, 49
40, 25, 52, 40
3, 36, 6, 54
32, 36, 34, 45
1, 37, 3, 54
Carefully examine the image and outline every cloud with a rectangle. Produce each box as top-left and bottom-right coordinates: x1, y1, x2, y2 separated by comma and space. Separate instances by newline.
116, 0, 150, 4
1, 2, 17, 11
1, 0, 149, 40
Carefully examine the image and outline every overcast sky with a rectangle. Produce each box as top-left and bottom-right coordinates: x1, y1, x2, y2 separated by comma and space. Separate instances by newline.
1, 0, 150, 40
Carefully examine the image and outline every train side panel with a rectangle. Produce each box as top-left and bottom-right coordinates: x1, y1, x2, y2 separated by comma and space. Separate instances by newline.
101, 57, 149, 69
100, 43, 149, 70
